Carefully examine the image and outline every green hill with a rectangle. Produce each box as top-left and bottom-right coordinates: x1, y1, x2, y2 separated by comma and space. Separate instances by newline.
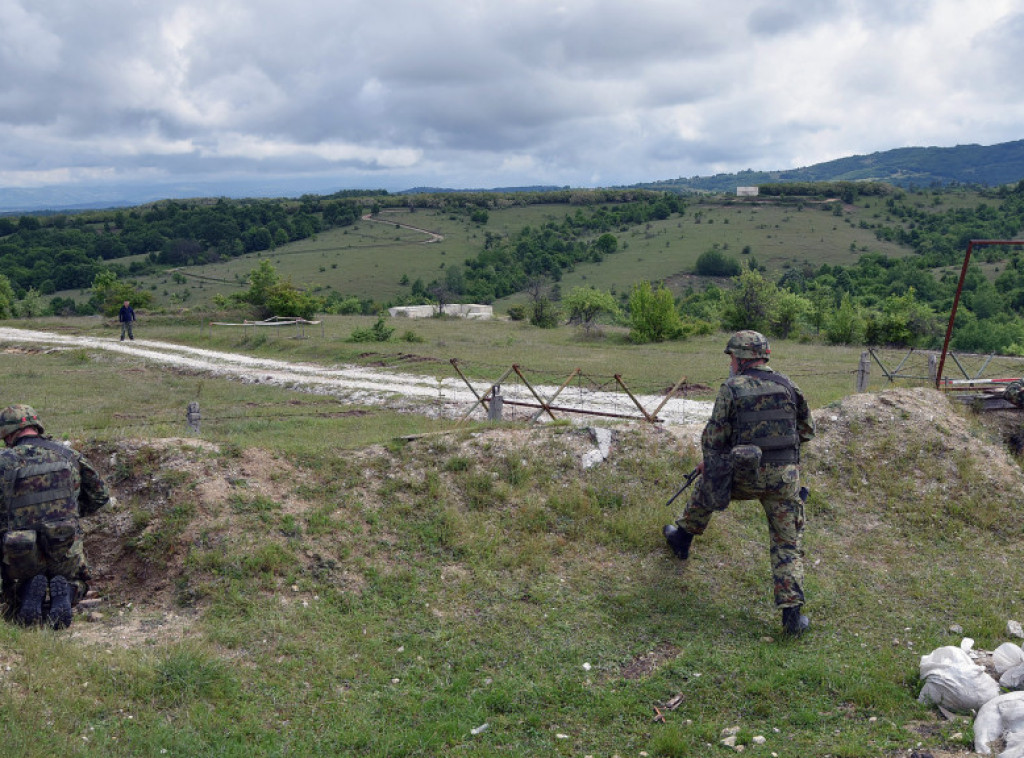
639, 139, 1024, 193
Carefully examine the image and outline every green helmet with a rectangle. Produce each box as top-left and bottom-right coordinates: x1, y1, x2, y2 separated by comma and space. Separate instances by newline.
724, 330, 770, 360
0, 404, 44, 438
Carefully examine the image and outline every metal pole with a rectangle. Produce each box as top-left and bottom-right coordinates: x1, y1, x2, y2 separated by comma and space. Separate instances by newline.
869, 348, 895, 382
949, 352, 971, 381
937, 240, 1024, 388
614, 374, 655, 423
527, 368, 581, 422
452, 360, 514, 423
649, 374, 689, 420
512, 364, 559, 421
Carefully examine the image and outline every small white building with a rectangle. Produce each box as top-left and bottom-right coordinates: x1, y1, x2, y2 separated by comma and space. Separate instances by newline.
737, 186, 759, 197
387, 303, 493, 320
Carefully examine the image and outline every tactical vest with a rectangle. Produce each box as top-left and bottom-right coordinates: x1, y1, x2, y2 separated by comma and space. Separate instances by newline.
1, 438, 79, 532
729, 370, 800, 464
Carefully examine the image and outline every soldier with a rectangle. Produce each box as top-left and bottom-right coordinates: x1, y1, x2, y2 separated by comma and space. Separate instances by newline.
1003, 379, 1024, 409
663, 331, 816, 636
0, 405, 109, 629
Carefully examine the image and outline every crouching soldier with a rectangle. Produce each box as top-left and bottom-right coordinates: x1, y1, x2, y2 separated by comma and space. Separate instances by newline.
0, 405, 109, 629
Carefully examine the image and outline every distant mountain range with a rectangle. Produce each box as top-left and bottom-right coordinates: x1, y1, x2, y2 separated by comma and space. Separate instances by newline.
633, 139, 1024, 194
3, 140, 1023, 213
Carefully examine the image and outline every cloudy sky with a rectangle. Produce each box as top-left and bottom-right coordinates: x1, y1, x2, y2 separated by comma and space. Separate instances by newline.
1, 0, 1022, 206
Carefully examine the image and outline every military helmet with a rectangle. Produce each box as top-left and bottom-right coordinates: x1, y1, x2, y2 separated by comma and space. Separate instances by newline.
724, 330, 770, 360
0, 404, 44, 438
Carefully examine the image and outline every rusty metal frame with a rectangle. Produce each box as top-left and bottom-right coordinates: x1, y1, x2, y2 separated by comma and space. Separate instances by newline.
451, 359, 514, 423
937, 239, 1024, 388
451, 361, 689, 424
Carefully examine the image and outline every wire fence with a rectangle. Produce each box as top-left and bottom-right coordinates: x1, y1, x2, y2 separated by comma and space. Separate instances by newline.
42, 345, 1024, 440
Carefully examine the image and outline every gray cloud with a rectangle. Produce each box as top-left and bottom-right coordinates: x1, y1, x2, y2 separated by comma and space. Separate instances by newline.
0, 0, 1020, 204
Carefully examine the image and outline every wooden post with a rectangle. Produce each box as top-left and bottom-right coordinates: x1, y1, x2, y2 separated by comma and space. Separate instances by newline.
856, 352, 870, 392
928, 354, 938, 386
187, 401, 201, 434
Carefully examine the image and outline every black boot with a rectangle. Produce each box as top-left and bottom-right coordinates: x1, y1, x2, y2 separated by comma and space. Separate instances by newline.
782, 605, 810, 636
16, 574, 48, 626
662, 525, 694, 560
47, 576, 73, 630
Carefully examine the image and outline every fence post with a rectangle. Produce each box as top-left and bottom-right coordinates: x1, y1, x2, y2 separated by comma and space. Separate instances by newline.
187, 401, 201, 434
488, 385, 503, 422
928, 354, 938, 386
856, 352, 870, 392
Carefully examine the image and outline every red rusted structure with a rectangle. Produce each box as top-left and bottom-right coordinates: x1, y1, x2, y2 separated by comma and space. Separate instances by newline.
937, 239, 1024, 388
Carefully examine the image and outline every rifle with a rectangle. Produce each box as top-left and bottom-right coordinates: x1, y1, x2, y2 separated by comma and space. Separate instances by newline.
665, 467, 700, 508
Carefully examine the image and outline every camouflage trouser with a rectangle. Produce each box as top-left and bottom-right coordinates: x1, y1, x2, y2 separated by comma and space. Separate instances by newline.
1, 521, 89, 608
676, 462, 805, 608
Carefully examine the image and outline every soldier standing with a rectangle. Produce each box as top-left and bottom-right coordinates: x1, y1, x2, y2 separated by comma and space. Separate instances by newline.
0, 405, 110, 629
663, 331, 816, 636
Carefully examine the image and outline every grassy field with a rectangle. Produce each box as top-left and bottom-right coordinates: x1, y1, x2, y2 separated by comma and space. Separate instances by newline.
0, 316, 1019, 756
11, 313, 886, 411
59, 191, 935, 314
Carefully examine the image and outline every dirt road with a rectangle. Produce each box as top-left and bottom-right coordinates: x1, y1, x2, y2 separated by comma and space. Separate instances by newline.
0, 327, 713, 425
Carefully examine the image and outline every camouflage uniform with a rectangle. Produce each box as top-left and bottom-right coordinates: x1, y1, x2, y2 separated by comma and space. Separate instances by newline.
1004, 379, 1024, 408
673, 338, 815, 609
0, 410, 109, 615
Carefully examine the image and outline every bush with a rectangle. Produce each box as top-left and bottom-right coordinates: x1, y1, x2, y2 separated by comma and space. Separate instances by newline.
695, 249, 742, 277
349, 314, 395, 343
529, 298, 560, 328
628, 281, 683, 343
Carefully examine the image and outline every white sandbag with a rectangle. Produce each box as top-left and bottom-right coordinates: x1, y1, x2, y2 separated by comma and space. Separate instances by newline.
995, 643, 1024, 675
920, 645, 974, 677
919, 645, 1000, 713
975, 691, 1024, 756
1002, 664, 1024, 689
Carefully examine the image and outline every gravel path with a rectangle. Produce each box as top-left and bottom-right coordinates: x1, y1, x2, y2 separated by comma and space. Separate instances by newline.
0, 327, 713, 424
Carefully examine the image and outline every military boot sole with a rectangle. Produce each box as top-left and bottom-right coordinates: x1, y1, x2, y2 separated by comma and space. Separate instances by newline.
48, 575, 73, 630
17, 574, 48, 626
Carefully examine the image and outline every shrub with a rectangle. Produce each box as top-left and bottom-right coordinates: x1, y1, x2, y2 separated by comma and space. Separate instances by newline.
349, 314, 395, 342
695, 249, 742, 277
628, 281, 683, 343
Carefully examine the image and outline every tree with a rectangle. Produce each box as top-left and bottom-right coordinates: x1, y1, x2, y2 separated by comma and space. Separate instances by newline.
233, 260, 323, 320
721, 269, 779, 333
90, 270, 153, 316
824, 294, 865, 345
628, 281, 683, 343
16, 288, 45, 318
530, 297, 560, 328
863, 288, 939, 347
563, 287, 620, 334
593, 233, 618, 256
770, 291, 810, 339
0, 274, 15, 318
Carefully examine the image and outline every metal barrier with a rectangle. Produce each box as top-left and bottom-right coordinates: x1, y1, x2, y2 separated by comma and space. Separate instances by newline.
449, 359, 690, 425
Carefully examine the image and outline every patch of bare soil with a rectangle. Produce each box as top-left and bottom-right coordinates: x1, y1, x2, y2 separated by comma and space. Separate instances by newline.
621, 642, 682, 680
70, 437, 316, 647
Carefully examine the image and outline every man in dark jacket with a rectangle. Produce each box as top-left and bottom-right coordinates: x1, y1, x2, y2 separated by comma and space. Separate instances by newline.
119, 300, 135, 340
663, 331, 815, 636
0, 405, 110, 629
